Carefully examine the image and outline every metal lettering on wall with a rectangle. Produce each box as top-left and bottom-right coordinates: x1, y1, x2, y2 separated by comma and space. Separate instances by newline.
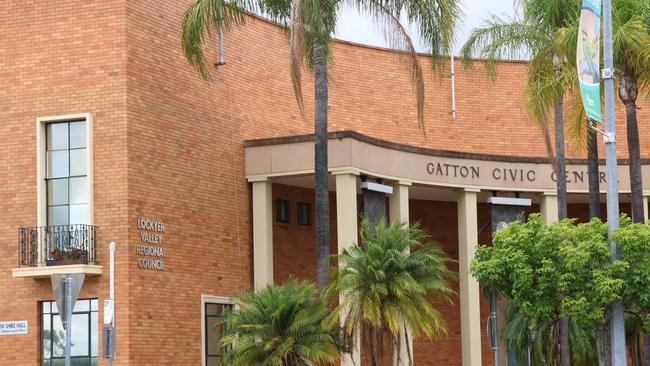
422, 158, 642, 192
136, 218, 166, 270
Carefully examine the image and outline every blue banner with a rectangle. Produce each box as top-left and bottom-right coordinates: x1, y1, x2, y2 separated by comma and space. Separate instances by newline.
577, 0, 602, 122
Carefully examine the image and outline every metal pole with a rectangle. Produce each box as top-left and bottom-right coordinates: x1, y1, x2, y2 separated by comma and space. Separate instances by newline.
602, 0, 627, 364
65, 276, 72, 366
109, 241, 115, 365
110, 242, 115, 316
490, 291, 499, 366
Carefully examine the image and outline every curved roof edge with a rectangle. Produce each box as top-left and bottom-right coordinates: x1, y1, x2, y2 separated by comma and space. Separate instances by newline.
244, 130, 650, 165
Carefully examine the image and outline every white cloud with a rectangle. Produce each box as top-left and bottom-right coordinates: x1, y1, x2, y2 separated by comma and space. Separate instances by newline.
334, 0, 517, 55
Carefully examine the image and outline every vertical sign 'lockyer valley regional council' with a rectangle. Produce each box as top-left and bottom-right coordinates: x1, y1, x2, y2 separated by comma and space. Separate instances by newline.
136, 218, 166, 270
577, 0, 602, 123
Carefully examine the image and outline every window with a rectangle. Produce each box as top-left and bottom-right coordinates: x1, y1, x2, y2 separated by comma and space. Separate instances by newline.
297, 203, 311, 226
46, 121, 89, 226
40, 299, 98, 366
204, 302, 232, 366
276, 199, 289, 223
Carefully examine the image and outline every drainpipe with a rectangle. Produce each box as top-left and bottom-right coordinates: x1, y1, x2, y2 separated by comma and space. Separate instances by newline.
450, 55, 456, 119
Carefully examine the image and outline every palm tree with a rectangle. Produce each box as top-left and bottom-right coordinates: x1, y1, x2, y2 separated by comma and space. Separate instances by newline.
460, 2, 579, 365
181, 0, 461, 289
610, 0, 650, 224
324, 219, 455, 366
556, 1, 650, 360
502, 303, 598, 366
218, 279, 340, 365
612, 2, 650, 361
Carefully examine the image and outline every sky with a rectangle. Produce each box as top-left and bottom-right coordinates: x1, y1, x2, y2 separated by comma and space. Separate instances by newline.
334, 0, 517, 55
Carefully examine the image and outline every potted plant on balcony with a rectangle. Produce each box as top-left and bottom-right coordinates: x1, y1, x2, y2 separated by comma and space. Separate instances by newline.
47, 247, 88, 266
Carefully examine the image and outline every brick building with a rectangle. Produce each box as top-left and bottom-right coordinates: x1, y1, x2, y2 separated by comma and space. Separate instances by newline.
1, 1, 648, 365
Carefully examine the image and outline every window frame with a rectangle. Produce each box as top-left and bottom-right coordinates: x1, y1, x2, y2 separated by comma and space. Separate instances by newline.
37, 113, 94, 229
275, 199, 289, 224
39, 298, 98, 365
296, 202, 311, 226
201, 295, 234, 366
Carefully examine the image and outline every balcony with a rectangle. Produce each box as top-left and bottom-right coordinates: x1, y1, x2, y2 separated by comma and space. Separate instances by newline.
12, 224, 103, 278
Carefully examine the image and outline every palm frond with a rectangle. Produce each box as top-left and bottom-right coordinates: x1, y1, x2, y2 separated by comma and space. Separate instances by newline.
290, 0, 306, 113
219, 279, 341, 365
182, 0, 248, 79
460, 17, 548, 80
326, 219, 455, 365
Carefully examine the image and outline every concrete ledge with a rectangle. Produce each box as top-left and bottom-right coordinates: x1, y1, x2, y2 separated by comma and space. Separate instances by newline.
12, 264, 103, 279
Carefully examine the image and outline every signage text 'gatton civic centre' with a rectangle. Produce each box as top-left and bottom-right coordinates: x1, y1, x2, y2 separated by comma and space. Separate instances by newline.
426, 161, 608, 184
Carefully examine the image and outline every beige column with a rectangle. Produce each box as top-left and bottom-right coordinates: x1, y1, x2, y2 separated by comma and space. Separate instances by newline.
389, 181, 411, 224
390, 181, 413, 365
540, 192, 559, 224
252, 179, 273, 289
334, 170, 361, 366
458, 188, 482, 366
643, 195, 649, 222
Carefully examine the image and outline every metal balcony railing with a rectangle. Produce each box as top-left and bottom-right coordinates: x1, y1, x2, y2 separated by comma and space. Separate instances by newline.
18, 225, 97, 267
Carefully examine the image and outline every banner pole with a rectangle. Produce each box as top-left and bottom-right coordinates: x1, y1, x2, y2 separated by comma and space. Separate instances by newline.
65, 276, 72, 366
602, 0, 627, 364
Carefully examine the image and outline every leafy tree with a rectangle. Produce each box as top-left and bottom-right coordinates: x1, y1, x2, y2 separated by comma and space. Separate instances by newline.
614, 216, 650, 365
472, 214, 625, 366
181, 0, 462, 289
324, 219, 455, 366
218, 279, 340, 365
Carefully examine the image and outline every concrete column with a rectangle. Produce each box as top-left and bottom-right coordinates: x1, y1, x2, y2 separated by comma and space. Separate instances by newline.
458, 188, 482, 366
390, 181, 413, 366
252, 179, 273, 289
389, 181, 411, 224
644, 195, 649, 222
335, 171, 361, 366
540, 192, 559, 223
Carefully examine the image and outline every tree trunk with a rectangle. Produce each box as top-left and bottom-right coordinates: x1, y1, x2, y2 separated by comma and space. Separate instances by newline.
619, 72, 649, 365
554, 94, 571, 366
555, 96, 568, 221
587, 126, 601, 219
595, 316, 611, 366
625, 101, 644, 224
619, 73, 644, 223
644, 333, 650, 366
313, 43, 330, 289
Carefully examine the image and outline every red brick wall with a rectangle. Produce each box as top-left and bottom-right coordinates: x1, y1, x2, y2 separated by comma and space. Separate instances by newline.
0, 1, 129, 365
2, 0, 648, 365
270, 184, 500, 365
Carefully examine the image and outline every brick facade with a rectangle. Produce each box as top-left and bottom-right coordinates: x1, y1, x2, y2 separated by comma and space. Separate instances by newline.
0, 0, 646, 365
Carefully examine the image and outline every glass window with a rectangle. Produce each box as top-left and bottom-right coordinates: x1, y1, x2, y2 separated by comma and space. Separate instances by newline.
40, 299, 98, 366
46, 121, 89, 227
297, 203, 311, 226
69, 150, 87, 177
69, 122, 86, 149
276, 199, 289, 224
205, 302, 231, 366
47, 123, 68, 151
